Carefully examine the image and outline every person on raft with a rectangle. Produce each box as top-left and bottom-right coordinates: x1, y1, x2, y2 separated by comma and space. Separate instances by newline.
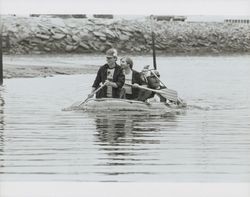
90, 48, 125, 98
136, 67, 167, 103
119, 57, 142, 100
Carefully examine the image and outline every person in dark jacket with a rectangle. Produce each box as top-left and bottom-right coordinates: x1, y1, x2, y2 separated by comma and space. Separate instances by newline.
136, 69, 165, 102
91, 48, 125, 98
119, 57, 142, 100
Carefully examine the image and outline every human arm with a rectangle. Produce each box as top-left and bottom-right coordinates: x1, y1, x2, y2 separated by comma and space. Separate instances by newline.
105, 80, 118, 88
92, 67, 103, 89
112, 67, 125, 88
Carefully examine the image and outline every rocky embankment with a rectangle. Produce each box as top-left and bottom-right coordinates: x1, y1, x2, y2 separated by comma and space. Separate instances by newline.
2, 16, 250, 55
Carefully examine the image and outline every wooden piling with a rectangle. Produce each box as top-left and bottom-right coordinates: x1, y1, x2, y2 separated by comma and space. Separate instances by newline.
0, 32, 2, 85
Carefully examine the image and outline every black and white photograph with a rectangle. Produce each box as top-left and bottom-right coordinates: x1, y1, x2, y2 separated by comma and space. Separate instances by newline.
1, 0, 250, 196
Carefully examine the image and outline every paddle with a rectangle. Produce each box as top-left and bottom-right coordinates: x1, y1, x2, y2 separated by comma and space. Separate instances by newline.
62, 81, 108, 111
78, 81, 108, 106
149, 70, 185, 105
127, 83, 178, 103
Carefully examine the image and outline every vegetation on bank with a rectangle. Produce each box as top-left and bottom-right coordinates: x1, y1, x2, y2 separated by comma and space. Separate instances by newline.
2, 16, 250, 55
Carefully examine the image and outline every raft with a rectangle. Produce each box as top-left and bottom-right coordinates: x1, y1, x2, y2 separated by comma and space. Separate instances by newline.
65, 98, 184, 115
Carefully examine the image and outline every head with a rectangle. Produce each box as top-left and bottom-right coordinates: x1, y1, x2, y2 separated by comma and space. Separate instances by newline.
120, 57, 133, 69
148, 70, 161, 89
106, 48, 117, 67
151, 70, 160, 77
141, 65, 150, 77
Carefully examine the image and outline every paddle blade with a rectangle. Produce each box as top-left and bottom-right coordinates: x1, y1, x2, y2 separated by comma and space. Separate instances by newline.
62, 101, 82, 111
159, 88, 178, 102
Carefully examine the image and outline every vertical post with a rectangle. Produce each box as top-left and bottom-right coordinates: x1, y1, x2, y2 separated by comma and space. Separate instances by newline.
152, 30, 157, 70
0, 32, 3, 85
150, 15, 157, 70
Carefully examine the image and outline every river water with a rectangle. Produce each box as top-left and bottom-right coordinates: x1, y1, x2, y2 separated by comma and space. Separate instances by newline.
1, 54, 250, 182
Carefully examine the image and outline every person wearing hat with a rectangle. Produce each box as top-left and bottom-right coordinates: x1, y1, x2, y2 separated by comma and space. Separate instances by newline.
91, 48, 125, 98
136, 68, 164, 102
147, 70, 161, 89
119, 57, 142, 100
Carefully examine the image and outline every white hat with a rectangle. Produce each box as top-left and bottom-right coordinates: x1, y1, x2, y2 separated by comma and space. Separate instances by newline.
106, 48, 118, 58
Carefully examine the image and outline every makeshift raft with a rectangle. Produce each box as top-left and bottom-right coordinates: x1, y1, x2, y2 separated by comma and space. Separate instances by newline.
64, 98, 185, 115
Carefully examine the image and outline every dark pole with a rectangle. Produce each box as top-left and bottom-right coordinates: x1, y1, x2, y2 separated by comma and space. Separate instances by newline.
0, 32, 2, 85
150, 15, 157, 70
152, 31, 157, 70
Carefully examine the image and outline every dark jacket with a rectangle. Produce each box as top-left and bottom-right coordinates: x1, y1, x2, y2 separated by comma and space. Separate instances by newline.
92, 63, 125, 98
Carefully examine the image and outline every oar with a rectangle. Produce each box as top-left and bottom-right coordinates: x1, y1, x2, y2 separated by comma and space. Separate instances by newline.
62, 82, 108, 111
128, 83, 178, 103
78, 81, 108, 106
150, 70, 185, 105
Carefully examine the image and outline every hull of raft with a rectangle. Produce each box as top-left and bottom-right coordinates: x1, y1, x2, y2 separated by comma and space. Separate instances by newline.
77, 98, 180, 115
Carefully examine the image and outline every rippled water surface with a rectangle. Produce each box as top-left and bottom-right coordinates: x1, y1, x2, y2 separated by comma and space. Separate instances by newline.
1, 55, 250, 182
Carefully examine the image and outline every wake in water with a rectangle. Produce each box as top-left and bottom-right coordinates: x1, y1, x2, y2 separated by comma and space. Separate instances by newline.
187, 104, 211, 111
64, 98, 247, 114
187, 102, 249, 111
62, 101, 82, 111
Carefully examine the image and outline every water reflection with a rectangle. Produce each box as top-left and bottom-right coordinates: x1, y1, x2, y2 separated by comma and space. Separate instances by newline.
2, 53, 250, 181
0, 86, 5, 169
94, 113, 161, 146
0, 86, 5, 130
93, 113, 179, 168
95, 118, 129, 145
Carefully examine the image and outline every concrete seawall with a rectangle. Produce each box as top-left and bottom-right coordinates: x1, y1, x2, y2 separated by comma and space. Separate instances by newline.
2, 16, 250, 55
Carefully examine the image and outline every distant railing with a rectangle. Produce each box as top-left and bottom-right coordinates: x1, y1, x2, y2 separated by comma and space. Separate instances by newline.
93, 14, 113, 19
150, 15, 186, 22
30, 14, 113, 19
224, 19, 250, 24
30, 14, 87, 18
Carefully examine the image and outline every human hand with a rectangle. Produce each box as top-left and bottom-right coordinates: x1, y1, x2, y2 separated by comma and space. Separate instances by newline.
105, 80, 111, 86
143, 65, 150, 69
132, 83, 139, 88
105, 80, 116, 87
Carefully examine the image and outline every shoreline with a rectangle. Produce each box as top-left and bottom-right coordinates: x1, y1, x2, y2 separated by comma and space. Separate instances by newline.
3, 52, 250, 79
3, 64, 98, 79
